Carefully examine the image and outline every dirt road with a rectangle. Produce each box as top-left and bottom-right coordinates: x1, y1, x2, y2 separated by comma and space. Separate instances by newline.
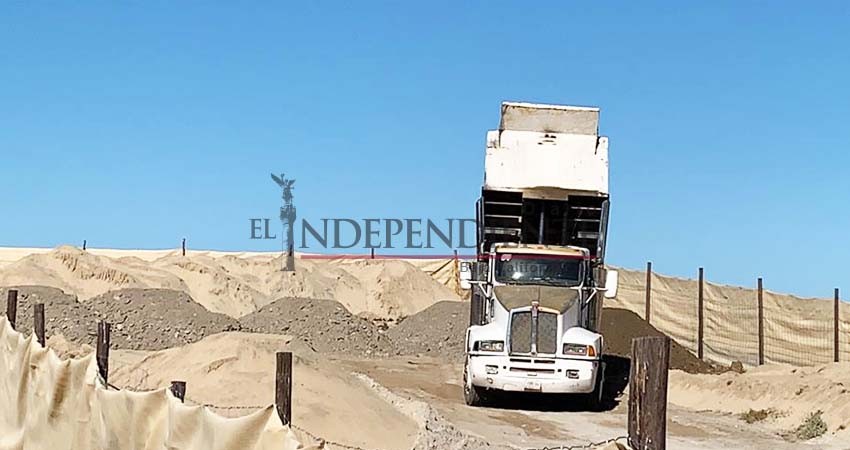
338, 357, 831, 450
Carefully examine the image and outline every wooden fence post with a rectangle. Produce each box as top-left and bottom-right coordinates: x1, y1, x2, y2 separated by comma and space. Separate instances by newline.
835, 288, 840, 363
34, 303, 46, 347
628, 336, 670, 450
97, 321, 111, 383
6, 289, 17, 330
757, 278, 764, 366
645, 262, 652, 324
698, 267, 704, 360
276, 352, 293, 426
170, 381, 187, 402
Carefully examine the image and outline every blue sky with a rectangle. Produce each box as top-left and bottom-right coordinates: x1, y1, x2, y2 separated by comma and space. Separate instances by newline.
2, 2, 848, 298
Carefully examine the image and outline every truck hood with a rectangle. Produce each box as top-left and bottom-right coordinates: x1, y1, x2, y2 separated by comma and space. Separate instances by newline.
492, 285, 579, 313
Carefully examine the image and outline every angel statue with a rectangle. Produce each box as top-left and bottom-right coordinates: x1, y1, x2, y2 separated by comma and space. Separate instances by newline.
271, 173, 296, 271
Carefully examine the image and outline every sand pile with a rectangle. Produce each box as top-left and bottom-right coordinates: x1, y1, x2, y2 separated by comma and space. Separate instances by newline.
110, 332, 420, 450
0, 246, 186, 300
668, 362, 850, 437
151, 253, 273, 318
240, 297, 395, 357
87, 288, 241, 350
0, 247, 460, 320
600, 308, 717, 374
334, 259, 460, 319
388, 301, 468, 361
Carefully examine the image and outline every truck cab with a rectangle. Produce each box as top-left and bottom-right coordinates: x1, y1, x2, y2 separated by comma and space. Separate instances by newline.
460, 102, 617, 408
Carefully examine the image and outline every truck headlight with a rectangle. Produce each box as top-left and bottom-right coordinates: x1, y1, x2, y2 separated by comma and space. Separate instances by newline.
563, 343, 596, 357
478, 340, 505, 352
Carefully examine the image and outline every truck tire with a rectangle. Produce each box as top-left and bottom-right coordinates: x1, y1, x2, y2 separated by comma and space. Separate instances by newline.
463, 359, 487, 407
585, 361, 606, 411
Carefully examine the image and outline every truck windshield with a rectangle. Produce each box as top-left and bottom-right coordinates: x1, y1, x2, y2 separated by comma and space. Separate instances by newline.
494, 254, 583, 287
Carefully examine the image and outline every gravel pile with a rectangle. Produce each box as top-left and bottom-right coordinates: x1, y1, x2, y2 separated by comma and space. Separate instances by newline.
240, 297, 395, 357
387, 301, 467, 361
600, 307, 717, 374
86, 288, 241, 351
3, 285, 716, 374
386, 303, 716, 372
1, 286, 99, 345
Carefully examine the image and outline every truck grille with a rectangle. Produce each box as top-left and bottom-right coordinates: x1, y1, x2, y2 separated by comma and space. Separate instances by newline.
538, 312, 558, 354
509, 311, 558, 355
510, 312, 532, 353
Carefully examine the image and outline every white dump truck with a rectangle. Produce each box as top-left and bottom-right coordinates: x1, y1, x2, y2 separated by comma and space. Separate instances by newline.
460, 102, 618, 408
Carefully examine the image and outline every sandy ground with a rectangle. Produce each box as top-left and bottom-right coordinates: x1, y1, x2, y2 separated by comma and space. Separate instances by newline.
668, 363, 850, 437
5, 246, 850, 449
107, 333, 420, 450
338, 357, 846, 450
53, 329, 844, 450
49, 330, 827, 450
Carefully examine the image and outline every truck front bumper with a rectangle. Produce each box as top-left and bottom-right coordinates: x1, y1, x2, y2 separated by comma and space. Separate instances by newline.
468, 354, 599, 394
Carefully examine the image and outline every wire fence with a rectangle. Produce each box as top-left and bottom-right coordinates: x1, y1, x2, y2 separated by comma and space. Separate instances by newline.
615, 264, 848, 367
183, 398, 382, 450
703, 282, 761, 366
173, 396, 629, 450
524, 436, 628, 450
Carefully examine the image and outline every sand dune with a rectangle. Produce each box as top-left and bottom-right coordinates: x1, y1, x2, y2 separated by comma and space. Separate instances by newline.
0, 246, 460, 319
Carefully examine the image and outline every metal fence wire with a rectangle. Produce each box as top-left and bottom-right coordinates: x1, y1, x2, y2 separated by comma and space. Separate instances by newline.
525, 435, 628, 450
702, 282, 760, 367
176, 397, 629, 450
620, 265, 849, 367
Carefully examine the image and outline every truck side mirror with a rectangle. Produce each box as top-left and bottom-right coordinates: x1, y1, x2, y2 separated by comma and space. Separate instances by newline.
603, 270, 618, 298
459, 261, 473, 290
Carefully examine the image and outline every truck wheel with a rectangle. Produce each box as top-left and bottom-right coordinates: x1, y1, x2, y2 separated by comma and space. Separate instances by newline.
463, 360, 487, 407
586, 362, 606, 411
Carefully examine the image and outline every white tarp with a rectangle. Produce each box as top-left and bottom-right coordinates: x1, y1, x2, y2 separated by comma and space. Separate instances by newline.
0, 318, 317, 450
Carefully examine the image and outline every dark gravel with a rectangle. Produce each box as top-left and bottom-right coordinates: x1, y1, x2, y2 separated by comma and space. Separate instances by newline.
385, 303, 716, 373
600, 307, 717, 374
1, 286, 99, 345
388, 301, 467, 361
240, 297, 396, 357
86, 288, 241, 350
3, 285, 715, 374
